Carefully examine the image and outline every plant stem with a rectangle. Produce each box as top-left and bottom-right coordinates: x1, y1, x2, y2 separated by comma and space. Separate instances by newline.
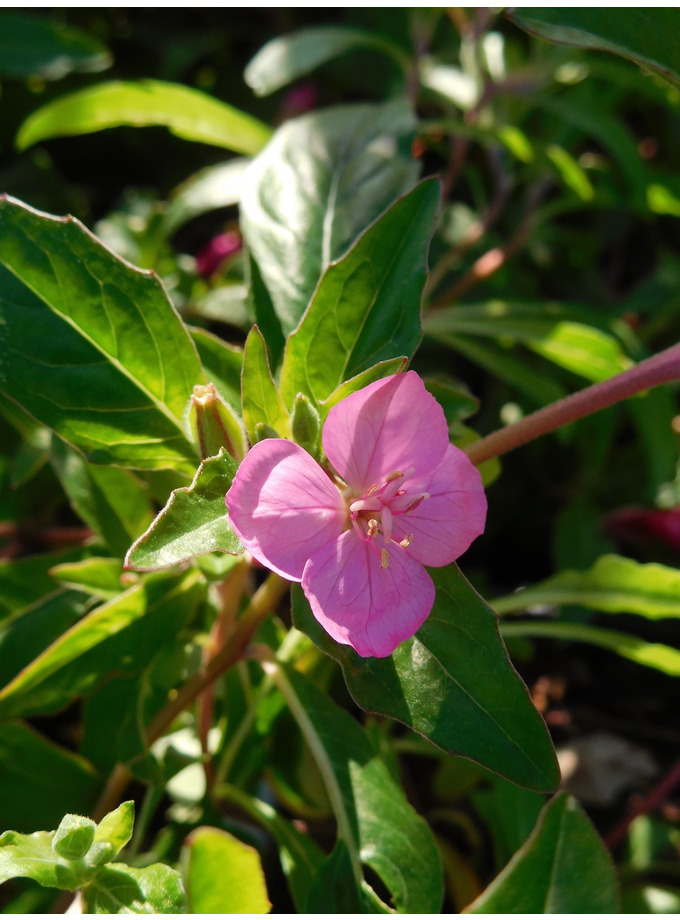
91, 570, 290, 823
465, 341, 680, 466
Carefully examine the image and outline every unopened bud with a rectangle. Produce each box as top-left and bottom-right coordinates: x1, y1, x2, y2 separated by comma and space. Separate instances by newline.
52, 814, 95, 861
186, 383, 246, 461
254, 422, 280, 442
291, 393, 321, 458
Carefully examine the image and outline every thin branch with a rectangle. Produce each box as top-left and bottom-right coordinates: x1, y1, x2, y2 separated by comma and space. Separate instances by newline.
605, 757, 680, 850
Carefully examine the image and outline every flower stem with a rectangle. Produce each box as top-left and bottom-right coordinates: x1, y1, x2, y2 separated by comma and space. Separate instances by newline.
465, 341, 680, 467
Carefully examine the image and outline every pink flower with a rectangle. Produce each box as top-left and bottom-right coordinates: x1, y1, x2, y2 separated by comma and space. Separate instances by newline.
225, 372, 487, 657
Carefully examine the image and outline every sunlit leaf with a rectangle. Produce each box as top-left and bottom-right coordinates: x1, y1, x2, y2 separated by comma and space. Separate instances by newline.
183, 827, 270, 913
17, 80, 272, 154
83, 862, 186, 914
242, 326, 291, 441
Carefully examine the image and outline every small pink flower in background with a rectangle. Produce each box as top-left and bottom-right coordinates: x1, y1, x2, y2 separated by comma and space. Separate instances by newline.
226, 372, 487, 657
195, 231, 242, 278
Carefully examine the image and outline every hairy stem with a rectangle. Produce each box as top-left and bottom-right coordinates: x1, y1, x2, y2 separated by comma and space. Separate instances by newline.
465, 341, 680, 466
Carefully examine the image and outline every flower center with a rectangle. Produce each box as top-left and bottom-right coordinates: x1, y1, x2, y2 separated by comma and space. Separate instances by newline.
347, 468, 429, 568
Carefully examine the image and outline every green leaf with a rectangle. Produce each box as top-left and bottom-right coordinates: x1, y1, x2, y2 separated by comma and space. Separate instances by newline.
51, 439, 154, 557
494, 554, 680, 618
280, 180, 440, 407
52, 815, 95, 861
0, 569, 205, 719
464, 792, 619, 912
0, 11, 111, 80
0, 196, 203, 472
304, 840, 363, 913
0, 829, 79, 890
190, 328, 243, 414
183, 826, 270, 913
273, 664, 444, 913
220, 786, 324, 913
319, 358, 408, 418
83, 862, 186, 914
17, 80, 272, 154
528, 322, 632, 382
0, 549, 88, 621
125, 449, 241, 572
50, 558, 127, 602
501, 620, 680, 677
240, 98, 420, 335
244, 26, 409, 96
241, 326, 291, 442
292, 565, 559, 793
89, 802, 134, 867
507, 8, 680, 90
164, 159, 250, 235
0, 722, 100, 834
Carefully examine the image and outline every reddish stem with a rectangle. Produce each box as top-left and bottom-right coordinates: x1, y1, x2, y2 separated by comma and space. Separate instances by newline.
605, 757, 680, 849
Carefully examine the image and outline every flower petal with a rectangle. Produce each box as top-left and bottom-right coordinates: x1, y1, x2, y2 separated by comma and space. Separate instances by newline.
226, 439, 347, 580
302, 530, 435, 657
323, 371, 449, 491
392, 444, 487, 566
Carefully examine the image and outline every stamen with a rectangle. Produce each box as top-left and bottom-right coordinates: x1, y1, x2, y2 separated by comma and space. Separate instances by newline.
385, 470, 404, 483
380, 548, 389, 569
405, 492, 430, 514
367, 519, 379, 539
399, 533, 413, 548
365, 484, 379, 496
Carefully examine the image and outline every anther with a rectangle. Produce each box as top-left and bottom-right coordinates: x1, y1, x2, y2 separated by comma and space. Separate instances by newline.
367, 519, 379, 539
405, 492, 429, 514
365, 484, 379, 496
385, 470, 404, 483
399, 534, 413, 548
380, 548, 389, 569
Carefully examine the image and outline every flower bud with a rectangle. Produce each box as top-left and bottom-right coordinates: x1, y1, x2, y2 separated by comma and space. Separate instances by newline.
52, 814, 95, 861
254, 422, 280, 442
186, 383, 246, 461
291, 392, 321, 458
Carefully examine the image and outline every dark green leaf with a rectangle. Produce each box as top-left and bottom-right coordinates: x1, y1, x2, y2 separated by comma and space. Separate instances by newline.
241, 98, 420, 335
0, 11, 111, 80
125, 449, 242, 572
0, 549, 88, 622
0, 722, 100, 834
0, 569, 205, 719
280, 180, 440, 406
51, 439, 154, 557
183, 826, 270, 913
190, 327, 243, 413
17, 80, 272, 154
507, 8, 680, 90
83, 862, 186, 914
50, 557, 127, 602
304, 840, 363, 913
0, 196, 203, 472
245, 27, 409, 96
274, 664, 444, 913
292, 565, 559, 792
464, 792, 619, 912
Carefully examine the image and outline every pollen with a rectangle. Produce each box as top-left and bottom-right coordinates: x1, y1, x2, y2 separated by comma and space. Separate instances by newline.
380, 548, 390, 568
367, 518, 379, 539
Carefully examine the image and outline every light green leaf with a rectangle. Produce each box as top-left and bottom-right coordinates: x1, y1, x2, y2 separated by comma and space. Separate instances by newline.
464, 792, 619, 912
423, 300, 608, 342
17, 80, 272, 154
507, 8, 680, 90
0, 196, 203, 472
89, 802, 135, 867
125, 450, 242, 572
273, 663, 444, 913
83, 862, 186, 914
280, 180, 440, 407
0, 569, 205, 719
240, 98, 420, 335
245, 26, 409, 96
51, 439, 154, 558
164, 159, 250, 235
0, 829, 78, 890
293, 565, 559, 793
50, 558, 127, 602
494, 554, 680, 618
183, 826, 270, 913
501, 620, 680, 677
528, 322, 632, 382
545, 144, 595, 201
242, 326, 291, 441
0, 722, 100, 834
0, 11, 111, 80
